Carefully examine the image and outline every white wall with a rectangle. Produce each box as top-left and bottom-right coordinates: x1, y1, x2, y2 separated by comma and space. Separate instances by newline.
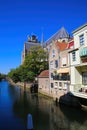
73, 26, 87, 49
70, 50, 80, 66
70, 24, 87, 91
75, 68, 82, 84
70, 66, 75, 84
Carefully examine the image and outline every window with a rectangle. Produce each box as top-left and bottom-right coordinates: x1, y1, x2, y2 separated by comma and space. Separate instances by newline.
55, 60, 58, 68
52, 49, 55, 57
79, 34, 84, 46
54, 82, 58, 89
51, 73, 53, 79
72, 51, 76, 61
63, 83, 67, 90
51, 83, 53, 88
58, 82, 62, 89
62, 40, 65, 42
62, 57, 66, 66
82, 72, 87, 84
50, 61, 54, 69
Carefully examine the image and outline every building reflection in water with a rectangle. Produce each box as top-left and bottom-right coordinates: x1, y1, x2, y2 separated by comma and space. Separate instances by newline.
12, 86, 87, 130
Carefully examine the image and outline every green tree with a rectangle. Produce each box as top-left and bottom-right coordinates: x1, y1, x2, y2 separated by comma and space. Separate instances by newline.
8, 68, 21, 83
8, 45, 48, 84
24, 45, 48, 75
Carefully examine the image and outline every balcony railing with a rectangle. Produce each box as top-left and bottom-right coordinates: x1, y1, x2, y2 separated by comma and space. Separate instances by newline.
70, 84, 87, 99
71, 84, 87, 93
53, 75, 70, 81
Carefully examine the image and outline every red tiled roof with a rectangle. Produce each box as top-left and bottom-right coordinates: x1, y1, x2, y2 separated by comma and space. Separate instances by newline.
38, 70, 49, 77
55, 41, 67, 51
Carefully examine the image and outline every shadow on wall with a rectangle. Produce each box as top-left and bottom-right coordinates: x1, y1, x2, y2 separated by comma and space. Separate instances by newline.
30, 82, 38, 93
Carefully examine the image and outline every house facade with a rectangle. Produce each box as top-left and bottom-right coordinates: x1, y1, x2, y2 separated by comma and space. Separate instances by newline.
49, 40, 70, 99
69, 23, 87, 96
38, 70, 49, 94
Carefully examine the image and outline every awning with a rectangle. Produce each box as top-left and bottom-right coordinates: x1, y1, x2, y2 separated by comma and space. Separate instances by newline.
57, 68, 69, 73
80, 47, 87, 57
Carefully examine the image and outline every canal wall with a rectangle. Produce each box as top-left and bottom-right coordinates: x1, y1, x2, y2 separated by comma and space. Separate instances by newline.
7, 77, 82, 108
7, 77, 31, 90
38, 89, 53, 99
38, 89, 81, 108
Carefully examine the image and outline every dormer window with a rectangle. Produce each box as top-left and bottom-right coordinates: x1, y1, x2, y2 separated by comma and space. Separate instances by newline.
79, 34, 84, 46
62, 40, 65, 42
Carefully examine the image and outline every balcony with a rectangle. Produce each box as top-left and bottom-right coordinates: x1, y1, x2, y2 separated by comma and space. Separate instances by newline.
80, 47, 87, 57
70, 84, 87, 99
53, 75, 70, 81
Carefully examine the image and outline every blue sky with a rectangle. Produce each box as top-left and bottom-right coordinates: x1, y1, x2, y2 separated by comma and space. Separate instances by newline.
0, 0, 87, 74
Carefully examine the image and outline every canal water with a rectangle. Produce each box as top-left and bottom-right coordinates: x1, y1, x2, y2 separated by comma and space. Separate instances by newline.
0, 80, 87, 130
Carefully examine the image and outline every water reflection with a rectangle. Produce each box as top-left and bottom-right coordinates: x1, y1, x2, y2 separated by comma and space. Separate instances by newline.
13, 89, 50, 130
59, 104, 87, 130
0, 81, 87, 130
12, 86, 87, 130
0, 81, 25, 130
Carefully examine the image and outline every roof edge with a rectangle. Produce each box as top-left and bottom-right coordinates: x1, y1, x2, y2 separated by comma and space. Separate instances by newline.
72, 23, 87, 34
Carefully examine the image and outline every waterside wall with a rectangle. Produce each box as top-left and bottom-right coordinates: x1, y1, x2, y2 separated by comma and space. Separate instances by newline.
7, 77, 83, 108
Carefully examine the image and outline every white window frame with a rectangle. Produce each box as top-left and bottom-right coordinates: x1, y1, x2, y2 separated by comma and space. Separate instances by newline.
54, 82, 58, 89
51, 83, 54, 88
62, 57, 67, 66
55, 60, 58, 68
82, 72, 87, 85
79, 34, 84, 46
50, 73, 53, 79
58, 82, 62, 90
50, 61, 54, 69
72, 51, 76, 61
52, 49, 55, 57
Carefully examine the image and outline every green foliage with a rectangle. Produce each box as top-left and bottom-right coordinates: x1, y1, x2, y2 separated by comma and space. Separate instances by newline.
24, 45, 48, 74
8, 68, 21, 83
27, 71, 35, 81
8, 45, 48, 83
0, 73, 6, 80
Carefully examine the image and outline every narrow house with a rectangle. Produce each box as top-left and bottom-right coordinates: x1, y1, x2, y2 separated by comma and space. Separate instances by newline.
69, 23, 87, 98
49, 40, 70, 99
38, 70, 50, 95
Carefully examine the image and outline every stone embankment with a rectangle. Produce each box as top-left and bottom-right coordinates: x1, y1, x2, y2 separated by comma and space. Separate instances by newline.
38, 89, 81, 108
6, 77, 82, 108
7, 77, 31, 90
38, 89, 53, 99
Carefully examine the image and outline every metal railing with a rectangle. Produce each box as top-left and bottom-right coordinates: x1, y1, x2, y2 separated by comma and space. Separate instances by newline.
53, 75, 70, 81
70, 84, 87, 99
73, 84, 82, 92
